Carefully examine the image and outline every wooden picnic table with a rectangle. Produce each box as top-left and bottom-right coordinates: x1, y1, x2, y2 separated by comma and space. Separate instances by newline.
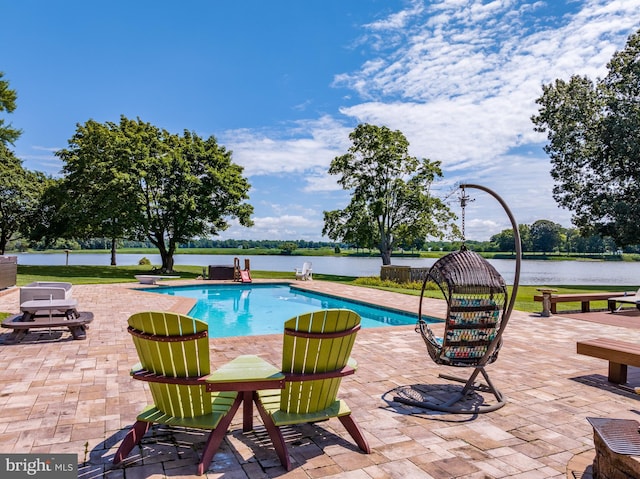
1, 298, 93, 343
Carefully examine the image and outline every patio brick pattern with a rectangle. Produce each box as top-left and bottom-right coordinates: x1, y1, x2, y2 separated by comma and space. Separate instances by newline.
1, 279, 638, 478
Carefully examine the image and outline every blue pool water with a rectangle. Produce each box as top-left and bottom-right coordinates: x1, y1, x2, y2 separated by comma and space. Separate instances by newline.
142, 283, 423, 338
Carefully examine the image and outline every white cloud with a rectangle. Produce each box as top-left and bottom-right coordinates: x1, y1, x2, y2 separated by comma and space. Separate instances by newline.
177, 1, 640, 241
302, 172, 343, 193
221, 0, 640, 205
364, 0, 425, 31
18, 147, 63, 175
221, 116, 352, 176
31, 145, 60, 152
327, 0, 640, 239
217, 214, 326, 241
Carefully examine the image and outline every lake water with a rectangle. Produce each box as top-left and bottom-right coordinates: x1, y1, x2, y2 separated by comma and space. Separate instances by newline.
10, 252, 640, 286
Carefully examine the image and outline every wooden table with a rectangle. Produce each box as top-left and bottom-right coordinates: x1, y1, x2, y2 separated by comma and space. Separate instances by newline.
206, 355, 284, 431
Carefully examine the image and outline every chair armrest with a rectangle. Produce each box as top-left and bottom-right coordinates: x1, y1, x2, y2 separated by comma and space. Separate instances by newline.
130, 364, 208, 386
284, 363, 357, 382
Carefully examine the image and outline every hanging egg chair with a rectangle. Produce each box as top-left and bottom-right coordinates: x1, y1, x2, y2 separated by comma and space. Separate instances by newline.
395, 183, 521, 414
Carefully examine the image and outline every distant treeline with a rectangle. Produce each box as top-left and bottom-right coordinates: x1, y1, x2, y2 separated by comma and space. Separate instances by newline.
14, 238, 342, 251
11, 235, 640, 255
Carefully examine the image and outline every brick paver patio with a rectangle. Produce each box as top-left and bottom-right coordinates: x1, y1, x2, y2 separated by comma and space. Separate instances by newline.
1, 279, 638, 478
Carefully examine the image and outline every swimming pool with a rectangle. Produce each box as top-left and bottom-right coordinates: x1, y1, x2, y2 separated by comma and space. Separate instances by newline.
142, 283, 423, 338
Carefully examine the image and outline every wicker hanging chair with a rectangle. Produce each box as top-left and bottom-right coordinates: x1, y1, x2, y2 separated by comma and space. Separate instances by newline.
395, 184, 521, 414
418, 246, 507, 366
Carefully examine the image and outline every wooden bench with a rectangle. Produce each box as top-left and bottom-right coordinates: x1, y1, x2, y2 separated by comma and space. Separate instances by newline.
533, 292, 628, 314
608, 295, 640, 312
135, 275, 180, 285
577, 338, 640, 384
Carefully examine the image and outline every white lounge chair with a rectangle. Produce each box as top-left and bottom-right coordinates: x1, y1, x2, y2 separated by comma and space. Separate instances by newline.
609, 288, 640, 312
294, 262, 312, 281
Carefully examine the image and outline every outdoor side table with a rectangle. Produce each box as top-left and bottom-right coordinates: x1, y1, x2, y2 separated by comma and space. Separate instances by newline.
206, 354, 284, 431
536, 288, 557, 317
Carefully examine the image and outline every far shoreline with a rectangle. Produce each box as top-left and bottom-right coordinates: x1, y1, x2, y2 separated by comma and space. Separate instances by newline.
6, 247, 638, 262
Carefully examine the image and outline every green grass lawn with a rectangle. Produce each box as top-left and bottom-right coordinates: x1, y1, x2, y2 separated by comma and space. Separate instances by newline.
1, 265, 632, 319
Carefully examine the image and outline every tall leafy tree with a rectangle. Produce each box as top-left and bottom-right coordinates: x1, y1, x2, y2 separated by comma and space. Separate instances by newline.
0, 72, 21, 146
323, 123, 455, 265
532, 29, 640, 247
120, 118, 253, 272
56, 116, 254, 272
56, 119, 139, 265
491, 229, 517, 253
491, 224, 532, 252
28, 177, 75, 249
530, 219, 562, 253
0, 145, 47, 253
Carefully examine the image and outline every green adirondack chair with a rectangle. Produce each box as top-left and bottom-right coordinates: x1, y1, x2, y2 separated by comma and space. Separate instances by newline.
113, 311, 239, 475
255, 309, 371, 470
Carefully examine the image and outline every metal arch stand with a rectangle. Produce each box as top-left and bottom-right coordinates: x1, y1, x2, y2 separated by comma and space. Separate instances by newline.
395, 183, 522, 414
461, 183, 522, 320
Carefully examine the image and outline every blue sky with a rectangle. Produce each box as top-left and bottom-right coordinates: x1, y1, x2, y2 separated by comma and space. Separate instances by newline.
2, 0, 640, 241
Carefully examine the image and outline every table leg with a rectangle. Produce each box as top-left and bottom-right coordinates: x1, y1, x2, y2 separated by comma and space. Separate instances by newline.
242, 391, 253, 431
609, 362, 627, 384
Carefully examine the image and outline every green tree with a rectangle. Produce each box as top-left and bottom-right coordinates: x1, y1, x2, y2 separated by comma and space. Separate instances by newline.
0, 145, 47, 253
491, 229, 516, 253
28, 177, 71, 248
121, 117, 253, 272
532, 29, 640, 247
491, 224, 531, 252
57, 116, 254, 272
280, 242, 298, 255
0, 72, 21, 146
55, 119, 139, 265
323, 123, 455, 265
530, 219, 562, 253
518, 224, 532, 252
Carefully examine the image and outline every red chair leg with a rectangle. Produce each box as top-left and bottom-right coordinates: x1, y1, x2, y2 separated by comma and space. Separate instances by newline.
113, 421, 152, 464
197, 395, 243, 475
255, 399, 291, 470
338, 415, 371, 454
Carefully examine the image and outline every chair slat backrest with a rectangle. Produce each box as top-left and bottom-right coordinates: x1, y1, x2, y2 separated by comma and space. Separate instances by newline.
128, 311, 211, 418
280, 309, 360, 414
